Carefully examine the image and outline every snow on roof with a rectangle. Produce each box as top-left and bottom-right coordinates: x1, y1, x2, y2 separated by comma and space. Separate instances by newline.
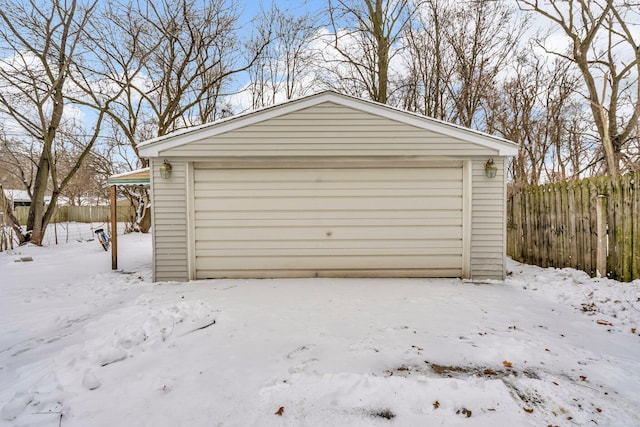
3, 189, 30, 202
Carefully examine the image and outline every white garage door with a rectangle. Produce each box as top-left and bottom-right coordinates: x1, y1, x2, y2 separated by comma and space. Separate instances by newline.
193, 164, 464, 278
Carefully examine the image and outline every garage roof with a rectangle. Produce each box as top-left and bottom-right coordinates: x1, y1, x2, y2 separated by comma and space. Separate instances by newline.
138, 91, 518, 157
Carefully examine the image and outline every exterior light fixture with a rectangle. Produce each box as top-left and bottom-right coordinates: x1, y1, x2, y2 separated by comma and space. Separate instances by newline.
484, 158, 497, 178
159, 160, 172, 179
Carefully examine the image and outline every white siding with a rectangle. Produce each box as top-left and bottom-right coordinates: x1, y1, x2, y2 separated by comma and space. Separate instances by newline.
471, 158, 506, 279
151, 158, 189, 282
193, 164, 464, 279
160, 102, 499, 158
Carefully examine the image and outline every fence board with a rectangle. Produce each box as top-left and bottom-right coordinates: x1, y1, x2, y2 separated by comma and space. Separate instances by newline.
605, 180, 616, 278
507, 171, 640, 282
525, 188, 534, 264
557, 182, 567, 268
587, 181, 596, 274
533, 186, 542, 266
14, 205, 135, 225
622, 175, 633, 281
567, 182, 577, 269
543, 187, 551, 268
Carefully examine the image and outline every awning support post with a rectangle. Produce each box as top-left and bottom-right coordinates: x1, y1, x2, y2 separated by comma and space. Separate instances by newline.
110, 184, 118, 270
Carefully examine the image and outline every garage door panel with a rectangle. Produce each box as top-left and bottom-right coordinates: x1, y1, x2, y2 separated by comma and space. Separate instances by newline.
194, 180, 462, 192
197, 269, 463, 279
194, 187, 462, 198
194, 210, 463, 221
194, 225, 462, 241
194, 166, 462, 182
193, 166, 464, 278
194, 217, 463, 228
196, 239, 463, 250
195, 196, 462, 212
196, 246, 462, 257
196, 254, 462, 271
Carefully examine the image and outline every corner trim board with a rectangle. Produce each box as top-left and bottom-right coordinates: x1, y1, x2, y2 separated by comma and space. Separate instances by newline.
462, 160, 472, 278
187, 162, 196, 280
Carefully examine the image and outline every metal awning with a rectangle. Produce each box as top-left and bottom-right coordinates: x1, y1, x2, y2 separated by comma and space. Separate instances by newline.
107, 168, 150, 186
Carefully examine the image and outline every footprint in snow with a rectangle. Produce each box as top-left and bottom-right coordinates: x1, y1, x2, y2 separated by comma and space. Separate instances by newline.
289, 358, 319, 374
1, 392, 34, 421
286, 344, 316, 359
348, 338, 380, 353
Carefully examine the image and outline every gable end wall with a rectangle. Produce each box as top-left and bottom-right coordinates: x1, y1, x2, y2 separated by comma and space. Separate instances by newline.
160, 102, 500, 158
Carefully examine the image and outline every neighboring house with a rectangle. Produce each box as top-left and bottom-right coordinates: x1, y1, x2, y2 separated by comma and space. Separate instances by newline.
3, 189, 31, 209
139, 91, 518, 282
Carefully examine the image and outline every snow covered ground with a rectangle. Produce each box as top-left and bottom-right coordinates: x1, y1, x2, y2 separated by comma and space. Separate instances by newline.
1, 234, 639, 426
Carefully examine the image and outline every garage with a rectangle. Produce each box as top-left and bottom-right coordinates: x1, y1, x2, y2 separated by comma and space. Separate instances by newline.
138, 91, 518, 282
193, 163, 465, 278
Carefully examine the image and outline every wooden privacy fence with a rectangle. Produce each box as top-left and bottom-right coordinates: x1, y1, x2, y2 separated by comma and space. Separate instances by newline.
507, 171, 640, 282
14, 205, 135, 226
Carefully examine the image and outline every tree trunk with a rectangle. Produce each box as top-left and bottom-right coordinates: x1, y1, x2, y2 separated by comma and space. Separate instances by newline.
0, 184, 28, 245
598, 102, 618, 178
372, 0, 388, 104
138, 204, 151, 233
27, 155, 52, 244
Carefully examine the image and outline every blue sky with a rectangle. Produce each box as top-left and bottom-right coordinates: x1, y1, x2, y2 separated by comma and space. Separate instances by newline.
240, 0, 325, 22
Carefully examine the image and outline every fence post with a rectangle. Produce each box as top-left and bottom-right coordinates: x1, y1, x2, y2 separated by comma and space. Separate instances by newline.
596, 195, 608, 278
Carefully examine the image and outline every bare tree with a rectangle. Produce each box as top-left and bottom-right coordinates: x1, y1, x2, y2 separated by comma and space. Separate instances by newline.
324, 0, 414, 104
444, 0, 527, 129
517, 0, 640, 177
0, 0, 122, 245
0, 129, 33, 194
543, 62, 594, 181
487, 55, 587, 185
400, 0, 452, 120
82, 0, 159, 170
57, 151, 109, 205
399, 0, 526, 130
248, 5, 320, 108
97, 0, 271, 144
486, 55, 548, 186
89, 0, 269, 232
